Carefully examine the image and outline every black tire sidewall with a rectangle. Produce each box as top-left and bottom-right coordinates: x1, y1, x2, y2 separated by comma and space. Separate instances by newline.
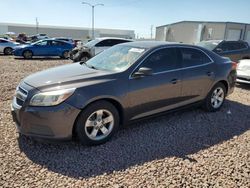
4, 47, 13, 55
203, 83, 226, 112
75, 101, 119, 145
23, 50, 32, 59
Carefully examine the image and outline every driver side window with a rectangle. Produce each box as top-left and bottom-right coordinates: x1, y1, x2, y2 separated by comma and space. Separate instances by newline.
140, 48, 179, 73
36, 41, 48, 46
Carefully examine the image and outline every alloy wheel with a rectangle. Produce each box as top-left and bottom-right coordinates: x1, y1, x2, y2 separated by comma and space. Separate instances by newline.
84, 109, 114, 141
211, 87, 224, 109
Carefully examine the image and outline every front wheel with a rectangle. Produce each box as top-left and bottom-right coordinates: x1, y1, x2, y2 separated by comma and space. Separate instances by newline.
203, 83, 226, 112
75, 101, 119, 145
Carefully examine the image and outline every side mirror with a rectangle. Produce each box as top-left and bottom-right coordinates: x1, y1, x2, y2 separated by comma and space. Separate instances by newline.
133, 67, 153, 78
215, 48, 223, 53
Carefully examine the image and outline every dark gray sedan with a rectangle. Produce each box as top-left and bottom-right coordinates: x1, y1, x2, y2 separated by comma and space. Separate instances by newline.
11, 41, 237, 145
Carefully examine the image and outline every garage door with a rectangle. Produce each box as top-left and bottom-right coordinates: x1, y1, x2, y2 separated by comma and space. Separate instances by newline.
226, 29, 242, 40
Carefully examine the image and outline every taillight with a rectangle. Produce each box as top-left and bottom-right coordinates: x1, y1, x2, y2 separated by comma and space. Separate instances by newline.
231, 62, 237, 70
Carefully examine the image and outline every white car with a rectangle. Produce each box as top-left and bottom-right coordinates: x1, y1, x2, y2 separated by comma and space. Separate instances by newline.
70, 37, 133, 62
0, 38, 19, 55
237, 59, 250, 84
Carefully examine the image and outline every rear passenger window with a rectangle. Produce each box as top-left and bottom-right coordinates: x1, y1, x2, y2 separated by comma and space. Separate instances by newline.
96, 40, 112, 47
181, 48, 211, 67
141, 48, 180, 73
220, 42, 247, 51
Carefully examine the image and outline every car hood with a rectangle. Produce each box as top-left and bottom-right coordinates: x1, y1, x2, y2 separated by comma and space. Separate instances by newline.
24, 63, 114, 90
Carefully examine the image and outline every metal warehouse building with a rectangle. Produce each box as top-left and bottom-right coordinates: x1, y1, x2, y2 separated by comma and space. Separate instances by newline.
0, 22, 135, 40
156, 21, 250, 44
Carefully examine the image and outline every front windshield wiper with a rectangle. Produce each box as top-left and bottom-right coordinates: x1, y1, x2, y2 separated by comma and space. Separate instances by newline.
80, 61, 98, 70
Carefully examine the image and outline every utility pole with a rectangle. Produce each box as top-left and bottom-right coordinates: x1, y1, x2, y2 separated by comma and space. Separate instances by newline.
151, 25, 154, 39
35, 17, 39, 34
82, 2, 104, 39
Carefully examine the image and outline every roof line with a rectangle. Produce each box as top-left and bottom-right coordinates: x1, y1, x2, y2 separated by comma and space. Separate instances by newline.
0, 22, 134, 32
156, 20, 250, 28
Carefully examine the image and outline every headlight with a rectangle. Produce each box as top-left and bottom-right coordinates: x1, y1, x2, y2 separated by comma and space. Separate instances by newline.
30, 88, 75, 106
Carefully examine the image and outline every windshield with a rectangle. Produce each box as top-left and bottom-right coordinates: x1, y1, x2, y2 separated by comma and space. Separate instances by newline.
84, 39, 100, 48
85, 45, 146, 72
196, 41, 220, 51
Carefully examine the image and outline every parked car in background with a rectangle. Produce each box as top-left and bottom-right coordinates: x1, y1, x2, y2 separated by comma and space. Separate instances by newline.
197, 40, 250, 62
11, 41, 237, 145
13, 39, 74, 59
0, 38, 19, 55
30, 34, 49, 42
70, 37, 133, 62
237, 59, 250, 84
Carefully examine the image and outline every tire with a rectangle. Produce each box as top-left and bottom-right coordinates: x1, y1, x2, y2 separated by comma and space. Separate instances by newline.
80, 54, 90, 63
203, 83, 226, 112
23, 50, 33, 59
61, 50, 69, 59
4, 47, 13, 55
75, 101, 120, 145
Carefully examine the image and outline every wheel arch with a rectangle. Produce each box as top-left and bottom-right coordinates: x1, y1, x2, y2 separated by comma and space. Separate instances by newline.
72, 97, 125, 137
216, 80, 229, 94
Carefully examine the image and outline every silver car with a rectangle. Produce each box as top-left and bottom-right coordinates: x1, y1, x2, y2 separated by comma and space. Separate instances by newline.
237, 60, 250, 84
70, 37, 133, 62
0, 38, 19, 55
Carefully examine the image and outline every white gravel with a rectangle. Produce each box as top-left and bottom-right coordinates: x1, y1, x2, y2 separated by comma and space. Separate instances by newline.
0, 55, 249, 187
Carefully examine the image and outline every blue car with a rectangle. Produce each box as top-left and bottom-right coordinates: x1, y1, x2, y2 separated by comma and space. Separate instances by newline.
13, 39, 74, 59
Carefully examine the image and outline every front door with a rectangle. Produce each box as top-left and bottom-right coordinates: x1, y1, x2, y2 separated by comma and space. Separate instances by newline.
128, 47, 182, 120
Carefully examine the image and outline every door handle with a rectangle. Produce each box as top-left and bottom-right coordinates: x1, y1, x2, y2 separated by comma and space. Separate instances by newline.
171, 79, 179, 84
207, 71, 214, 76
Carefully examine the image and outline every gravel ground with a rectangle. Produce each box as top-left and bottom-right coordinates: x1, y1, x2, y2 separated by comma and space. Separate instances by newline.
0, 55, 249, 187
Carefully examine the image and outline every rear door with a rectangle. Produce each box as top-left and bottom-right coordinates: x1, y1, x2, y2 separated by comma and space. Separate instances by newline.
50, 41, 66, 56
178, 47, 215, 104
128, 47, 183, 120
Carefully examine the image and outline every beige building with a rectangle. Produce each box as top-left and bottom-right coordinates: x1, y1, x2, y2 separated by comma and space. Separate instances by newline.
156, 21, 250, 44
0, 22, 135, 40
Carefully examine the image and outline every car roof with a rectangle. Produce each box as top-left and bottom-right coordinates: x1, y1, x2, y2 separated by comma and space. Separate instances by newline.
96, 37, 133, 41
119, 41, 182, 49
0, 38, 8, 41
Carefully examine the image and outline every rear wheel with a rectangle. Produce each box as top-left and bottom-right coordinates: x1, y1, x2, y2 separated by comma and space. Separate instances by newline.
203, 83, 226, 112
80, 55, 90, 63
23, 50, 33, 59
61, 50, 69, 59
75, 101, 119, 145
4, 47, 13, 55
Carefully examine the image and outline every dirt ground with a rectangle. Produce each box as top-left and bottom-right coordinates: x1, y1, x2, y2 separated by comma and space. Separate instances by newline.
0, 55, 249, 187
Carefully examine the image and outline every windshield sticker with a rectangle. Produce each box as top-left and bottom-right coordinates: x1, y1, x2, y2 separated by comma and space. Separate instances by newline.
129, 48, 145, 53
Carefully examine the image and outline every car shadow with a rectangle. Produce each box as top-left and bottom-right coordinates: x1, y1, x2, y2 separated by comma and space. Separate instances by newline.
236, 83, 250, 90
18, 99, 250, 179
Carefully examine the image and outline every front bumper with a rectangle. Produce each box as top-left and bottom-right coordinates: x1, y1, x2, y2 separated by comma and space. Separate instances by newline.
237, 70, 250, 84
11, 97, 81, 140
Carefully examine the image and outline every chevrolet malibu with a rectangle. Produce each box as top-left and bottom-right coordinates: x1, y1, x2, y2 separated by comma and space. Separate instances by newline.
11, 41, 237, 145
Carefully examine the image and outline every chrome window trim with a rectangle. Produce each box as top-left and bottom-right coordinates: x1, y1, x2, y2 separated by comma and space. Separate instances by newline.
129, 45, 214, 79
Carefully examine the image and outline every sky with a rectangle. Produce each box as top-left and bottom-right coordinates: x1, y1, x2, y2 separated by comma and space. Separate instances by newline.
0, 0, 250, 38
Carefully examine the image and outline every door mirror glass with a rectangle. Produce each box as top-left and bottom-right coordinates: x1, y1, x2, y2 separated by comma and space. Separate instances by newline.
133, 67, 153, 78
